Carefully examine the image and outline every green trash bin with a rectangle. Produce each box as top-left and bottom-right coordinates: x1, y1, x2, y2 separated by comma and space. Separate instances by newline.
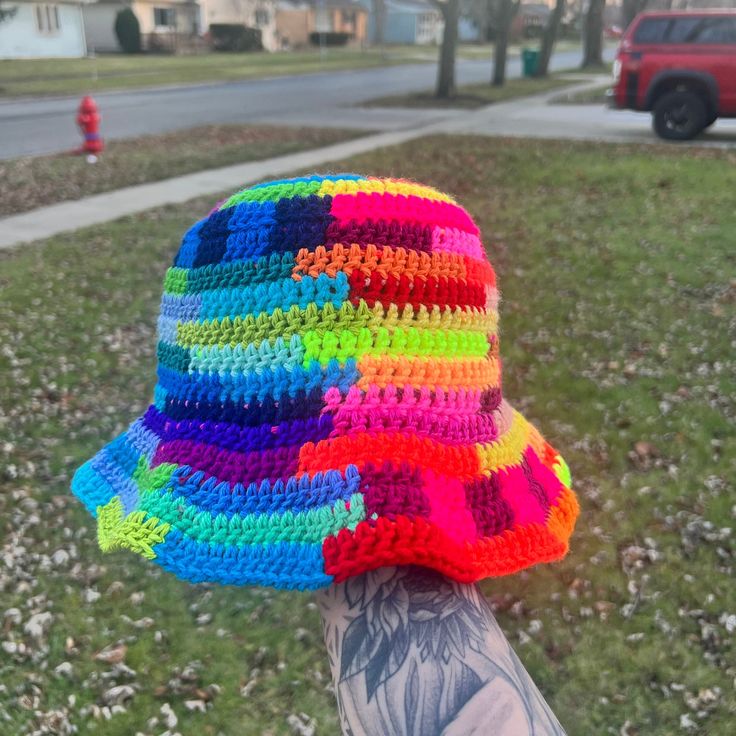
521, 48, 539, 77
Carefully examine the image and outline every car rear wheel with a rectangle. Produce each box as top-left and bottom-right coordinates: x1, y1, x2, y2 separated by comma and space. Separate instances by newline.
652, 91, 706, 141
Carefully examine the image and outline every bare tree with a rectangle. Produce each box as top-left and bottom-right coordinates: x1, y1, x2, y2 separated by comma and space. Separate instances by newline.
492, 0, 520, 86
535, 0, 566, 77
433, 0, 460, 98
581, 0, 605, 68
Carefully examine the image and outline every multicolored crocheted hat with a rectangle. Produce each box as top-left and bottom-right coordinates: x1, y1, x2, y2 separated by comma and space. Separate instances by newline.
71, 174, 579, 590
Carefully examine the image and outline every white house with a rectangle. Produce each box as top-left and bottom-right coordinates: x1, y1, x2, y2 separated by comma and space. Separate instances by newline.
0, 0, 88, 58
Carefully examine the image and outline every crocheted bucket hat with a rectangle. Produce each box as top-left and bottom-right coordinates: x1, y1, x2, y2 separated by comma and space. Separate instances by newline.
71, 174, 579, 590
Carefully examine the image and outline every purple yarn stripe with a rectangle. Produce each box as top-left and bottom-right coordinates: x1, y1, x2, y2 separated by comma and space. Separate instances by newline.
153, 439, 301, 486
359, 462, 430, 521
325, 219, 432, 252
141, 405, 333, 454
464, 474, 515, 538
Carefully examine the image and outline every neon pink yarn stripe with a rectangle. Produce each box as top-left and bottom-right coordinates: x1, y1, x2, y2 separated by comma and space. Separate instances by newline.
431, 227, 485, 259
330, 193, 479, 235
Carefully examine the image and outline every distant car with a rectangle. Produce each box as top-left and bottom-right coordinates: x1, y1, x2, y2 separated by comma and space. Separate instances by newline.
608, 10, 736, 140
604, 25, 623, 40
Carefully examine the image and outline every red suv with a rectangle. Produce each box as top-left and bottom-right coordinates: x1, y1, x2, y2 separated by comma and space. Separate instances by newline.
610, 10, 736, 140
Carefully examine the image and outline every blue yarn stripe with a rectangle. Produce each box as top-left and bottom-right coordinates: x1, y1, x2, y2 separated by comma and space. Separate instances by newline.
156, 358, 360, 403
198, 273, 348, 320
164, 465, 362, 518
152, 530, 333, 589
71, 462, 116, 516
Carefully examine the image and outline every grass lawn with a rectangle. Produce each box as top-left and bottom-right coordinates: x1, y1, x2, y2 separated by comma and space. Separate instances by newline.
364, 74, 585, 109
551, 83, 611, 105
1, 136, 735, 735
0, 48, 421, 97
0, 125, 363, 217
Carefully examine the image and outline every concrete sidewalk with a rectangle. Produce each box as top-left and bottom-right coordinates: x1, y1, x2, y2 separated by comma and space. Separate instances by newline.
4, 76, 734, 251
0, 128, 428, 250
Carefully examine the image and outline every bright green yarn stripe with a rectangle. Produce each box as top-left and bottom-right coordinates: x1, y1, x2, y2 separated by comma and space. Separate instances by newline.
163, 268, 188, 295
138, 491, 366, 545
302, 326, 489, 367
221, 180, 325, 208
176, 302, 373, 349
176, 301, 496, 349
132, 457, 177, 492
553, 455, 572, 488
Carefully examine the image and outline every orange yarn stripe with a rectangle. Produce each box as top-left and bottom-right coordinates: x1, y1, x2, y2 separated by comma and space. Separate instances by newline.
298, 431, 482, 479
292, 243, 496, 285
545, 485, 579, 541
356, 355, 500, 391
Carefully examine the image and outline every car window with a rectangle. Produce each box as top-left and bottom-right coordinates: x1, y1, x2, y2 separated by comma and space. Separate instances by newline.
691, 17, 736, 44
667, 17, 701, 43
633, 18, 670, 44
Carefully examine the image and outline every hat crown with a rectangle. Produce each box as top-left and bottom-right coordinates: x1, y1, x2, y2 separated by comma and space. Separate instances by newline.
71, 174, 577, 590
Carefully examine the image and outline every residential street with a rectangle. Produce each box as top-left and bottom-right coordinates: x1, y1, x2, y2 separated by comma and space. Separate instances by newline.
1, 49, 600, 159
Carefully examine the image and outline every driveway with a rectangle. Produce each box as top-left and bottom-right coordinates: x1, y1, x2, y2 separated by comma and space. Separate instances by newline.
439, 79, 736, 148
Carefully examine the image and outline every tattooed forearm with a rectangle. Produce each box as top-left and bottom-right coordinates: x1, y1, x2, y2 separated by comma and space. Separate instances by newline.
316, 566, 566, 736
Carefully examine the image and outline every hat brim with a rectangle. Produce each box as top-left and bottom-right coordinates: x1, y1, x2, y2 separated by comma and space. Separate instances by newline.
71, 401, 578, 591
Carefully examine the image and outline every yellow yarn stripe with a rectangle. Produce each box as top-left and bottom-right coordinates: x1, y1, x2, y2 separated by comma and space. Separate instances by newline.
176, 301, 498, 349
317, 178, 456, 203
476, 410, 531, 472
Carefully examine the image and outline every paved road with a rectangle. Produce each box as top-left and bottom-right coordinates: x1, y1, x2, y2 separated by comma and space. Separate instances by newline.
3, 75, 734, 250
0, 49, 598, 159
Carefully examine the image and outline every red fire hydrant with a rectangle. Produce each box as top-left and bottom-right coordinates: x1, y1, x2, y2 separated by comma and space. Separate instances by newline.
76, 95, 104, 159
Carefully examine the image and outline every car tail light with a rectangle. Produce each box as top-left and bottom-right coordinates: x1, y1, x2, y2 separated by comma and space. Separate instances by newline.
626, 52, 643, 74
613, 59, 622, 83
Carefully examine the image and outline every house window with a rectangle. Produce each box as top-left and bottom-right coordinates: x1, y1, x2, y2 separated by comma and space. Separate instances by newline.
342, 9, 356, 27
255, 9, 270, 26
416, 13, 436, 43
153, 7, 177, 28
35, 4, 61, 34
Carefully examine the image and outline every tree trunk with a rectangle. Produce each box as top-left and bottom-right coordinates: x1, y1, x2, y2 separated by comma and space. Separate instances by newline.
535, 0, 565, 77
581, 0, 605, 69
372, 0, 386, 46
436, 0, 459, 99
492, 0, 519, 87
